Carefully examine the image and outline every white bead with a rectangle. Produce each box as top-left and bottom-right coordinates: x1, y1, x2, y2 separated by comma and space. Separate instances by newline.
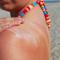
28, 5, 33, 9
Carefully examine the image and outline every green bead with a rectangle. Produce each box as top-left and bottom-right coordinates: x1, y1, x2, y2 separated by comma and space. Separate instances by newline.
20, 12, 24, 17
33, 2, 37, 6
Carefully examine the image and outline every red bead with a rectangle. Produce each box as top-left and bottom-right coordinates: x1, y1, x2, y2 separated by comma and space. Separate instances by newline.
45, 16, 49, 20
27, 6, 30, 10
23, 9, 28, 14
40, 2, 43, 5
44, 14, 49, 17
36, 1, 40, 4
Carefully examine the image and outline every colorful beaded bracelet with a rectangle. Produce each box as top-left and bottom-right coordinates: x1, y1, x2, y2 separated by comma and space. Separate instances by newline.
19, 0, 51, 28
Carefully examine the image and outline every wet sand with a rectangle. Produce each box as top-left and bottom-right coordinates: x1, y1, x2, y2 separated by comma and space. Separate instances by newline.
47, 2, 60, 60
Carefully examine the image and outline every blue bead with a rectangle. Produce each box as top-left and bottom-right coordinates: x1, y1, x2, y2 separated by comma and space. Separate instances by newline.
43, 11, 48, 14
44, 6, 47, 10
20, 12, 24, 17
33, 2, 37, 6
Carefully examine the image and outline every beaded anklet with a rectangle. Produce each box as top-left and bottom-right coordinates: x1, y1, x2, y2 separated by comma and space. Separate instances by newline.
19, 1, 51, 28
0, 1, 51, 32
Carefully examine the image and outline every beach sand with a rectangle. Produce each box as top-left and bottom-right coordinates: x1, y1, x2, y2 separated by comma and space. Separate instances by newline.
47, 2, 60, 60
0, 2, 60, 60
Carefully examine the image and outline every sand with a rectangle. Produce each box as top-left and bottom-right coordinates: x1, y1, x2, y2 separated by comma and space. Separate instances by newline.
47, 2, 60, 60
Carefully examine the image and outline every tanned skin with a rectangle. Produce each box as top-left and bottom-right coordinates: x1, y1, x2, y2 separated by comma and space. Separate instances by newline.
0, 0, 50, 60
